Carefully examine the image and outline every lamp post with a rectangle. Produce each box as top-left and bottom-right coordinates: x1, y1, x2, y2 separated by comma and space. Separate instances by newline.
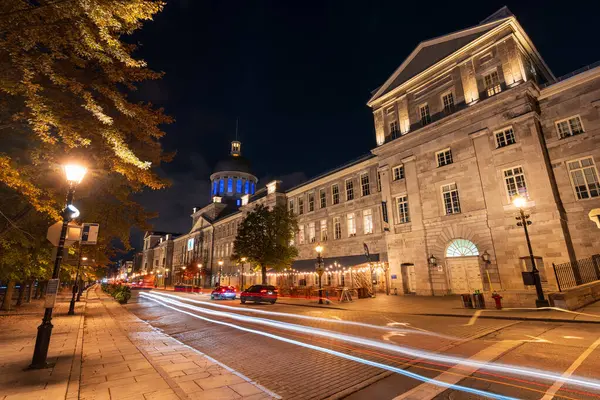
76, 257, 88, 302
164, 268, 169, 289
30, 163, 87, 369
513, 196, 549, 308
68, 255, 87, 315
315, 245, 324, 304
218, 260, 224, 286
197, 263, 202, 287
240, 257, 247, 291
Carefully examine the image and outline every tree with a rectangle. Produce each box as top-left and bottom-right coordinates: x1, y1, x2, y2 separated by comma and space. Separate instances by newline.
233, 204, 298, 284
0, 1, 172, 276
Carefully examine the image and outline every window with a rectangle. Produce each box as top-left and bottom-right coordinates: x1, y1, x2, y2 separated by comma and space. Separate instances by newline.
298, 225, 305, 244
390, 120, 400, 139
250, 182, 255, 194
236, 179, 243, 193
236, 199, 241, 206
227, 178, 233, 193
442, 92, 455, 114
361, 173, 370, 196
298, 197, 304, 215
442, 183, 461, 215
363, 209, 373, 234
556, 115, 584, 139
345, 179, 354, 201
219, 179, 224, 193
446, 239, 479, 257
320, 220, 328, 241
484, 70, 501, 96
308, 193, 315, 212
308, 222, 316, 243
334, 217, 341, 240
377, 172, 382, 192
495, 127, 516, 148
503, 166, 528, 200
244, 180, 249, 194
347, 213, 356, 236
392, 165, 404, 181
396, 195, 410, 223
419, 103, 431, 125
436, 149, 453, 167
319, 189, 326, 208
212, 181, 218, 195
289, 199, 295, 214
568, 157, 600, 199
332, 184, 340, 204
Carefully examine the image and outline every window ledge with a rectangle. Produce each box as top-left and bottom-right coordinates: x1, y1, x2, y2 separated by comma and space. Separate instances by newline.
492, 142, 521, 154
546, 131, 590, 148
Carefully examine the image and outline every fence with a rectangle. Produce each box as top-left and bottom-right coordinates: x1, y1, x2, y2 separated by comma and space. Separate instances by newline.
552, 255, 600, 291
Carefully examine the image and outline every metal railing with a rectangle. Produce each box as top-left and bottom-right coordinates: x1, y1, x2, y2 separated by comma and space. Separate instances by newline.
552, 255, 600, 291
540, 60, 600, 89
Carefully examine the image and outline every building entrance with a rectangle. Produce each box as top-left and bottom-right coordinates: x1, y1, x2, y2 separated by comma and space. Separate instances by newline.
400, 263, 416, 294
445, 239, 482, 294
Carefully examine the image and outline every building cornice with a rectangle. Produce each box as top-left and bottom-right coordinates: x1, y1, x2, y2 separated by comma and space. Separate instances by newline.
539, 65, 600, 100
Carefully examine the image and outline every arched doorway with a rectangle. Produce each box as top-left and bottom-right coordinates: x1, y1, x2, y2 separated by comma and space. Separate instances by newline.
445, 239, 483, 293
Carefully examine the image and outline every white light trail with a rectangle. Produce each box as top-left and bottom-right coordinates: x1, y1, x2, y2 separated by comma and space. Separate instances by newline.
149, 291, 454, 339
142, 293, 518, 400
141, 291, 600, 392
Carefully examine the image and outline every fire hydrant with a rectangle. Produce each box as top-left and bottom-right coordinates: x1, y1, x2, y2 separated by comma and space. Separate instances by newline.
492, 292, 503, 310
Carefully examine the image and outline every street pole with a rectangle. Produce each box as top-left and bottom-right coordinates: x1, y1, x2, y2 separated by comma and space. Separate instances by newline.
315, 245, 324, 305
30, 183, 76, 369
68, 245, 82, 315
517, 207, 549, 307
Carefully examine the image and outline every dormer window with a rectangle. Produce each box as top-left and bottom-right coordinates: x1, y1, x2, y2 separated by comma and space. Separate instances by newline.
419, 104, 431, 125
484, 70, 502, 97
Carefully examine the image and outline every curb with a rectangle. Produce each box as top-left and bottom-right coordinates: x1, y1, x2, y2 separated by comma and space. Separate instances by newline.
407, 312, 600, 324
275, 301, 346, 310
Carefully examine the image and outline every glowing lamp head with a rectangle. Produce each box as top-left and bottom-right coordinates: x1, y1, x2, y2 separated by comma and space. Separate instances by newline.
218, 260, 224, 266
240, 257, 247, 262
64, 164, 87, 184
81, 257, 88, 261
512, 195, 527, 209
315, 245, 323, 254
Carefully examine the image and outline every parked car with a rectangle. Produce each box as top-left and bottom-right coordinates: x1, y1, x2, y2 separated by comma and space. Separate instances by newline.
210, 285, 237, 300
240, 285, 278, 304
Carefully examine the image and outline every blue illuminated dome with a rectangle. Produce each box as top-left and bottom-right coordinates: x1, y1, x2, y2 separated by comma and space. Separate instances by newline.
209, 141, 258, 203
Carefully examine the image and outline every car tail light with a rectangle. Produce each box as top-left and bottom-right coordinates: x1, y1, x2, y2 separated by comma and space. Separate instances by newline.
220, 288, 226, 293
260, 289, 267, 293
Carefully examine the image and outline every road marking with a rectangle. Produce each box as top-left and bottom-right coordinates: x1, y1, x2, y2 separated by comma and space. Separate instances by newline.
393, 340, 521, 400
541, 335, 600, 400
331, 316, 342, 320
563, 336, 584, 340
463, 309, 483, 326
383, 331, 406, 341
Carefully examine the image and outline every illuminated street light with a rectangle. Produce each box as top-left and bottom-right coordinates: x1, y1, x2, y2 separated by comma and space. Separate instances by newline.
315, 245, 324, 305
240, 257, 247, 291
512, 195, 549, 307
218, 260, 224, 286
31, 163, 87, 369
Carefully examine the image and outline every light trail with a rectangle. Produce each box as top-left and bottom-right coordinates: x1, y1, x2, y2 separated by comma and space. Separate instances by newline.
141, 291, 600, 393
150, 291, 455, 340
142, 293, 518, 400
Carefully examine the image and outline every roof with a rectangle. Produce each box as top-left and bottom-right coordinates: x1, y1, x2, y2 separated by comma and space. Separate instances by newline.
291, 254, 380, 272
213, 155, 253, 175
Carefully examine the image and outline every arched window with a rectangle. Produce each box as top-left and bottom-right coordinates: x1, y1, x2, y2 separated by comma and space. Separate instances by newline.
219, 179, 224, 193
446, 239, 479, 257
212, 181, 218, 195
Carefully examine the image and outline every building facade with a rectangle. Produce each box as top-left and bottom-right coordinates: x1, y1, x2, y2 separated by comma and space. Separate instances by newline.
141, 8, 600, 299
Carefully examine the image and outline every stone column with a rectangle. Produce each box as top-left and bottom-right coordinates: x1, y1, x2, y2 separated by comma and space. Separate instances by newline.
498, 38, 526, 87
374, 108, 385, 146
460, 59, 479, 104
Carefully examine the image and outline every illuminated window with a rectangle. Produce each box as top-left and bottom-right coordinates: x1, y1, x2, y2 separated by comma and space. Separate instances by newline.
289, 199, 295, 214
503, 166, 528, 200
396, 195, 410, 223
441, 183, 461, 215
219, 179, 224, 193
390, 120, 400, 139
308, 192, 315, 212
308, 222, 316, 243
446, 239, 479, 257
361, 173, 370, 196
363, 209, 373, 234
213, 181, 218, 195
436, 149, 453, 167
556, 115, 584, 139
568, 157, 600, 200
392, 165, 404, 181
333, 217, 341, 240
250, 182, 255, 194
298, 225, 305, 244
227, 178, 233, 193
236, 179, 243, 193
484, 70, 501, 96
244, 180, 249, 194
419, 103, 431, 125
320, 220, 328, 241
332, 184, 340, 205
347, 213, 356, 236
495, 127, 516, 148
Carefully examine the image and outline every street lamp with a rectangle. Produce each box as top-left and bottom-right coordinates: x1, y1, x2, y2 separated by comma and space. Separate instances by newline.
30, 163, 87, 369
315, 245, 324, 304
218, 260, 224, 286
196, 263, 202, 287
164, 268, 169, 289
68, 254, 87, 314
76, 257, 88, 302
513, 195, 549, 308
240, 257, 247, 291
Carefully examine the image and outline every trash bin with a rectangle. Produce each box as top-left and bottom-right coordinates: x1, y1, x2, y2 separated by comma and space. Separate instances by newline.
461, 293, 474, 308
472, 293, 486, 309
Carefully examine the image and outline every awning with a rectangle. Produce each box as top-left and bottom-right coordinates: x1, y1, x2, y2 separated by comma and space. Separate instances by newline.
290, 254, 380, 272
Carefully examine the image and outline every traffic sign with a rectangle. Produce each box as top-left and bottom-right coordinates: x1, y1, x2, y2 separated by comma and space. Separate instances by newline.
46, 221, 82, 247
80, 223, 99, 245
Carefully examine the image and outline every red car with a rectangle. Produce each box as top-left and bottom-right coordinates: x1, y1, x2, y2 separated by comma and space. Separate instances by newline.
240, 285, 278, 304
211, 285, 237, 300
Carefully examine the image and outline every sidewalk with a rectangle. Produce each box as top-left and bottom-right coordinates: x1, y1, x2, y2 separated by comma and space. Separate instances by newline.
275, 292, 600, 323
0, 286, 277, 400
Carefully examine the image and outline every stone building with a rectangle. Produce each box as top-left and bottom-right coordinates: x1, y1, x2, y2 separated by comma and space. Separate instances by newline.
140, 7, 600, 300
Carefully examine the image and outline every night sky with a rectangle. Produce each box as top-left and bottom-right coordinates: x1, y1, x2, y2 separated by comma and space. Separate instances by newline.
130, 1, 599, 247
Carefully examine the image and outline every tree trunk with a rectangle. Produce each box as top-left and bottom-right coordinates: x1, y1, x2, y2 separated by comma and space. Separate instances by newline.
39, 281, 47, 299
261, 265, 267, 284
1, 280, 15, 311
16, 282, 26, 306
34, 280, 40, 299
27, 280, 35, 303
